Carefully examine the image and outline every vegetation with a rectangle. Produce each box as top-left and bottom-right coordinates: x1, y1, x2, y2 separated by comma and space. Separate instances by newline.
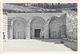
31, 3, 77, 9
3, 3, 77, 13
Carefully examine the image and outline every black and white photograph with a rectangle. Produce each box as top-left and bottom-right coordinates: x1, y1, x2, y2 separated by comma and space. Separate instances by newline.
3, 3, 77, 51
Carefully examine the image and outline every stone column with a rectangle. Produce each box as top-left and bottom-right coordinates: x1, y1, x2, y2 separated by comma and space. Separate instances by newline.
26, 25, 30, 39
44, 24, 49, 39
10, 28, 13, 39
8, 20, 13, 39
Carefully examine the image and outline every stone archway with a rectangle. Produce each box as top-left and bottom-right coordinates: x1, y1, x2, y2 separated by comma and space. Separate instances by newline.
49, 16, 63, 39
13, 18, 26, 39
30, 16, 45, 39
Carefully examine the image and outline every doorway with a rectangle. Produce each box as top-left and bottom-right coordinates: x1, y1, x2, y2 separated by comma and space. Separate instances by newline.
35, 29, 41, 38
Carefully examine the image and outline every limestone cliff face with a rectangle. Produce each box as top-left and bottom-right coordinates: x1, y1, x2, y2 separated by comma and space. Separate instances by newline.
66, 10, 77, 40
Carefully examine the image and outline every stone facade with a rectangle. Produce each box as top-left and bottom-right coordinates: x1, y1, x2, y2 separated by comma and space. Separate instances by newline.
3, 11, 77, 40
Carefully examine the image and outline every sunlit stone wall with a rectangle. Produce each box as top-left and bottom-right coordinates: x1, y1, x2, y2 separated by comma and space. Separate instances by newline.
66, 10, 77, 40
4, 12, 76, 39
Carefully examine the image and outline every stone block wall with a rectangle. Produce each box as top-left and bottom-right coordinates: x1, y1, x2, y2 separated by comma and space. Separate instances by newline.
3, 12, 68, 39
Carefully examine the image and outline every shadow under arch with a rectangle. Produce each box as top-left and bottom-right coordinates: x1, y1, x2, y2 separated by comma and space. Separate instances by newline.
12, 17, 27, 39
47, 16, 66, 39
30, 16, 45, 39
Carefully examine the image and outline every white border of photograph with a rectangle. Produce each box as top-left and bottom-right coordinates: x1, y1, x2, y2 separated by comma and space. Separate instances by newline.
0, 1, 80, 54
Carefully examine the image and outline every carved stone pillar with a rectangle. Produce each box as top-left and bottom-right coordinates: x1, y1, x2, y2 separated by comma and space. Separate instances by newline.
8, 19, 13, 39
44, 24, 49, 39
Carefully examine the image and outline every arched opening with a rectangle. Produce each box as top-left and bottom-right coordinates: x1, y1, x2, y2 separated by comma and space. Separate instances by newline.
49, 17, 63, 39
58, 25, 67, 38
30, 16, 45, 39
13, 18, 26, 39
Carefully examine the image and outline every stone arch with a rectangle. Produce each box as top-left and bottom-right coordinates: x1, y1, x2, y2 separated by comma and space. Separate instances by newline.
48, 16, 63, 39
30, 16, 45, 39
13, 17, 27, 39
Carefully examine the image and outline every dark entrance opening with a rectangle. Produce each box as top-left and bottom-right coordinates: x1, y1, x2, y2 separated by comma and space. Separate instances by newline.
35, 29, 41, 38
